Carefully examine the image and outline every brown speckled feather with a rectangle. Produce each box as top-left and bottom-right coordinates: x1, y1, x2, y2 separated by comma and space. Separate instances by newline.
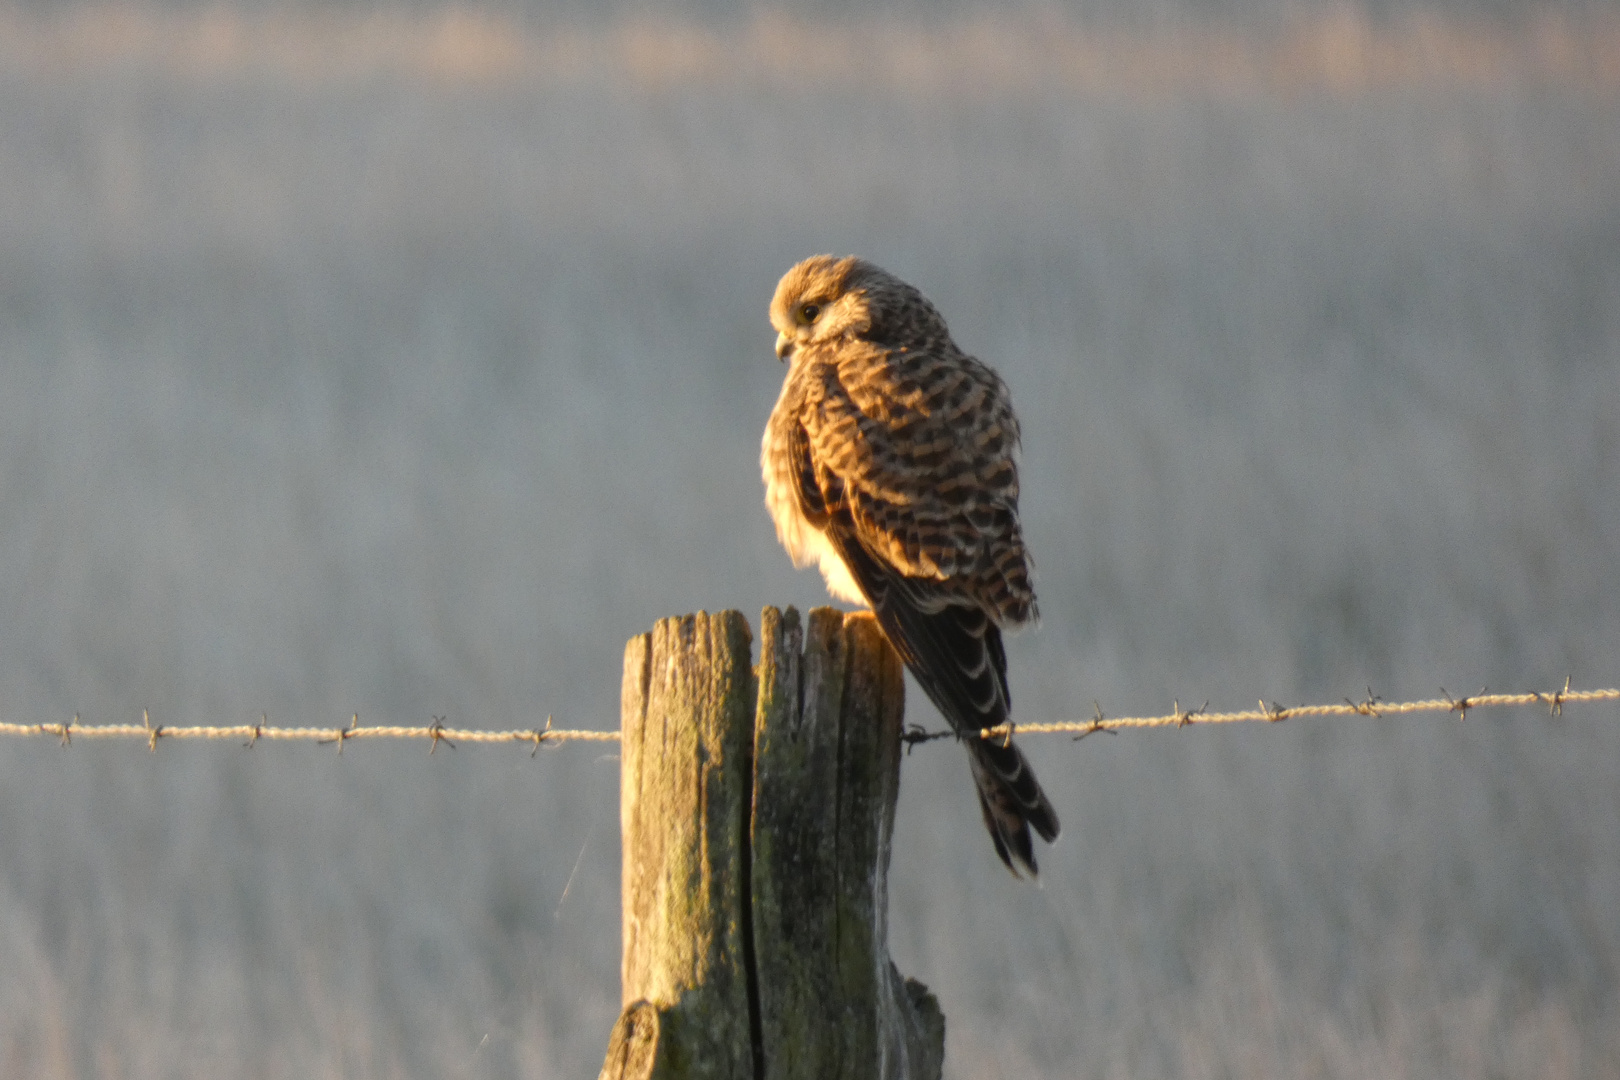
762, 255, 1058, 876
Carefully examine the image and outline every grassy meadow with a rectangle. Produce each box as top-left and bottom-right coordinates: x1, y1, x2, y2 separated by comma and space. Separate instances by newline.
0, 4, 1616, 1076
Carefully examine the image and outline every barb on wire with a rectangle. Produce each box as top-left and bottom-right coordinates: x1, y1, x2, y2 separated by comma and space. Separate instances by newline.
1440, 687, 1488, 722
1345, 688, 1384, 717
0, 684, 1613, 751
1171, 699, 1209, 727
426, 716, 455, 754
527, 715, 555, 757
319, 713, 362, 754
1071, 702, 1117, 742
901, 723, 954, 751
1540, 676, 1574, 717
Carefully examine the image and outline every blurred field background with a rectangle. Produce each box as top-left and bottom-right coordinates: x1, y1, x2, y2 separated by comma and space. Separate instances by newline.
0, 0, 1617, 1076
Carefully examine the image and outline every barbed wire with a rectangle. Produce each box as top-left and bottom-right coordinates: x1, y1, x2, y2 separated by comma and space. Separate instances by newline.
0, 682, 1613, 754
903, 680, 1619, 747
0, 711, 616, 755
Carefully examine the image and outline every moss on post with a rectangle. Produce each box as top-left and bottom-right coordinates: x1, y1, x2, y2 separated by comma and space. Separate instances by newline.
609, 611, 757, 1080
600, 607, 944, 1080
752, 606, 944, 1080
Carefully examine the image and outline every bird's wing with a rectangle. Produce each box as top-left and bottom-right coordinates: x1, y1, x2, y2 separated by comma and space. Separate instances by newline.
787, 342, 1058, 874
792, 421, 1059, 874
799, 345, 1037, 625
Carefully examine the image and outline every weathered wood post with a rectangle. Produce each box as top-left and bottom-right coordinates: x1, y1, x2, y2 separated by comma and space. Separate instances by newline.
598, 606, 945, 1080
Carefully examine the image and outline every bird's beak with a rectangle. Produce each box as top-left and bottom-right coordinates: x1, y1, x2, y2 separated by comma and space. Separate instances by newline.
775, 331, 794, 363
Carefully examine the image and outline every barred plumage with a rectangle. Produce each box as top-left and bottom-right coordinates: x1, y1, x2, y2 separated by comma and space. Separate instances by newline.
761, 254, 1058, 876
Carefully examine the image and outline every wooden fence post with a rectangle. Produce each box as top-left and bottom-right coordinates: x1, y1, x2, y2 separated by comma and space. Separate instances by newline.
598, 607, 945, 1080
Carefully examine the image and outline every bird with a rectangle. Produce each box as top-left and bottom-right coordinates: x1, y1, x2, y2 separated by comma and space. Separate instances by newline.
761, 254, 1059, 877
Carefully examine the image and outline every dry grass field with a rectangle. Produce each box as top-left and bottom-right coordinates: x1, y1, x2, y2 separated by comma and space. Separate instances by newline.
0, 3, 1616, 1076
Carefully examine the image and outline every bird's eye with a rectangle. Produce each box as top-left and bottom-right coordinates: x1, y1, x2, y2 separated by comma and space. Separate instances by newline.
797, 303, 821, 325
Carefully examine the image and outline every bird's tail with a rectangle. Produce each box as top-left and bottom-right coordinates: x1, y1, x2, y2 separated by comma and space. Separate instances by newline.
968, 736, 1060, 878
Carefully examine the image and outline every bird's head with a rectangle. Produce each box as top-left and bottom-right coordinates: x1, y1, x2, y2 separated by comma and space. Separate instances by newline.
769, 255, 942, 363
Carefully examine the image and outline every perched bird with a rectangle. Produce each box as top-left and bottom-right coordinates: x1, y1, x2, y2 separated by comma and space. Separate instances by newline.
761, 254, 1059, 877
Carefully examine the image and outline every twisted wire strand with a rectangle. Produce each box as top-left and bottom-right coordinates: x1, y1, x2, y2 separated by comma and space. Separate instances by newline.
967, 685, 1620, 742
0, 685, 1612, 751
0, 714, 616, 752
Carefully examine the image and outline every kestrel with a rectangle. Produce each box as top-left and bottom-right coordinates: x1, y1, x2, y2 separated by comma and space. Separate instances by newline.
761, 254, 1059, 876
